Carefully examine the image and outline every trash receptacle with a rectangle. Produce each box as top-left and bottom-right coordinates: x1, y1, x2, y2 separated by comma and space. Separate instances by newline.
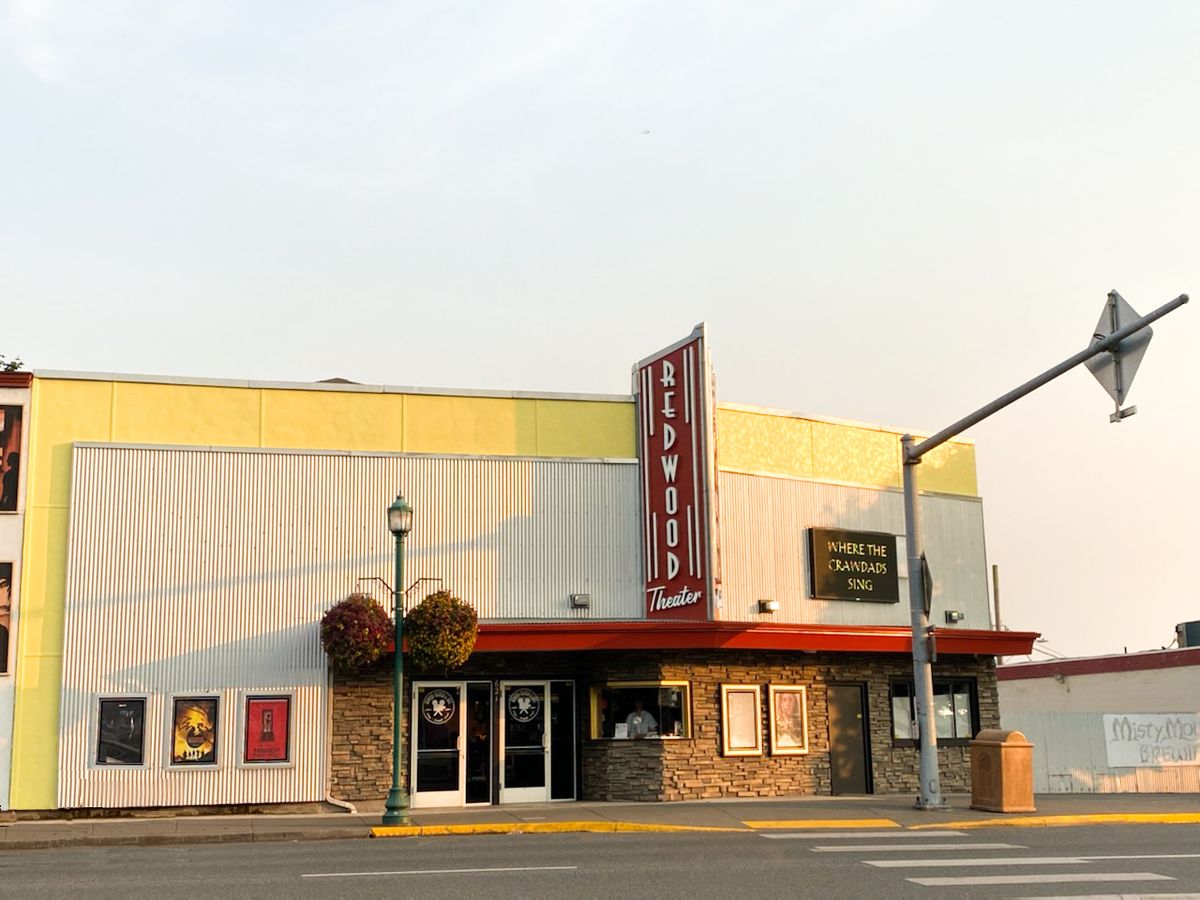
969, 729, 1036, 813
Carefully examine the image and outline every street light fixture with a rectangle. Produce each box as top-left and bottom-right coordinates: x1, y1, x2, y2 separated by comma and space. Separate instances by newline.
382, 493, 413, 827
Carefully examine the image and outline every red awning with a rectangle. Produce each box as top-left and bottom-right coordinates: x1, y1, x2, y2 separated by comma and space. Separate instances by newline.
464, 621, 1038, 656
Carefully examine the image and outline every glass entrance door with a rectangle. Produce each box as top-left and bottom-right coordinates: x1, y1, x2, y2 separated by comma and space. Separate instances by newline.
499, 681, 550, 804
411, 683, 464, 808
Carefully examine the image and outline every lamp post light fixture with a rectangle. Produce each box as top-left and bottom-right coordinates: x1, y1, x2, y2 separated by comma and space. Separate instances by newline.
382, 493, 413, 827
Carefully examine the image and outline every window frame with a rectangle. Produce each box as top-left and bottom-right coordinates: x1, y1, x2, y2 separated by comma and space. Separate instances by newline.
588, 680, 692, 740
889, 677, 979, 746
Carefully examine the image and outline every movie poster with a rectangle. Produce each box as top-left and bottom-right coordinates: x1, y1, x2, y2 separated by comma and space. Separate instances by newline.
97, 697, 146, 766
244, 696, 290, 763
171, 696, 219, 765
0, 561, 11, 674
0, 406, 21, 513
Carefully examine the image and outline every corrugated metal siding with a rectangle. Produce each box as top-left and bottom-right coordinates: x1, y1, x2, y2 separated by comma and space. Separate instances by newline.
717, 471, 991, 627
59, 445, 642, 808
1003, 711, 1200, 794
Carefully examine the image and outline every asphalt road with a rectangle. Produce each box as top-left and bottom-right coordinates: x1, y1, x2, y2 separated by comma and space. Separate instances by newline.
1, 824, 1198, 898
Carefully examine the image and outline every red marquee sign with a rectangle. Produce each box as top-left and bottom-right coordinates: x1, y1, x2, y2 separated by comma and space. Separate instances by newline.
634, 325, 719, 621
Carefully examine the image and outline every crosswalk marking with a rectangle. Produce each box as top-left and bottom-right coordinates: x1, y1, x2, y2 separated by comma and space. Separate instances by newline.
908, 873, 1175, 887
765, 821, 1198, 894
868, 856, 1088, 868
812, 841, 1022, 853
761, 830, 966, 840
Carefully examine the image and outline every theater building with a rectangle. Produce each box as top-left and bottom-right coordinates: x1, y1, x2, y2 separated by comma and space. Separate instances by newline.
2, 326, 1034, 812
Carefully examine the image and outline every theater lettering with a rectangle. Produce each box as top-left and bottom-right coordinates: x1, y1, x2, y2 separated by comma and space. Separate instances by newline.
636, 327, 717, 621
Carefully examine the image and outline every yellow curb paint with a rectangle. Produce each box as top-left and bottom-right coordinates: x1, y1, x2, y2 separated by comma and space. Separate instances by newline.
371, 821, 747, 839
743, 818, 900, 830
908, 812, 1200, 831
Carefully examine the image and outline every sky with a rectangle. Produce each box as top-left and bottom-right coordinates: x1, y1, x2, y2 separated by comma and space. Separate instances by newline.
2, 0, 1196, 659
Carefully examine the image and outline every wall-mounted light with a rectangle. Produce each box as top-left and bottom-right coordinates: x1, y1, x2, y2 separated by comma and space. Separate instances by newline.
944, 610, 964, 624
570, 593, 591, 609
758, 598, 779, 614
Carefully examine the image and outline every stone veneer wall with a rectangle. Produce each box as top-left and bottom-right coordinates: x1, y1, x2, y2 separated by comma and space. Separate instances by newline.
330, 650, 998, 803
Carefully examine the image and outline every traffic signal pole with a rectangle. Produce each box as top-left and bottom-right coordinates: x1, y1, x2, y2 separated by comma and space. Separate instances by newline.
904, 292, 1188, 810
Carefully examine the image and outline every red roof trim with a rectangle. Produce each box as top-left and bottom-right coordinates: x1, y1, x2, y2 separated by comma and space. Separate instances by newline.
461, 621, 1037, 656
998, 646, 1200, 681
0, 372, 32, 388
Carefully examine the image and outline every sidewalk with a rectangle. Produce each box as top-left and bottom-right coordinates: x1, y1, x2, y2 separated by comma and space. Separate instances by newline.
2, 793, 1198, 851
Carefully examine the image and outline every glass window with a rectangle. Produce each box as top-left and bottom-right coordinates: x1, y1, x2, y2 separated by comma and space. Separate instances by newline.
891, 678, 977, 743
589, 682, 690, 739
953, 689, 973, 738
891, 682, 914, 740
96, 697, 146, 766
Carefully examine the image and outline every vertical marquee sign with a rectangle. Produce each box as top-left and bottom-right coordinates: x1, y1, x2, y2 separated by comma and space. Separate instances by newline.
634, 324, 719, 621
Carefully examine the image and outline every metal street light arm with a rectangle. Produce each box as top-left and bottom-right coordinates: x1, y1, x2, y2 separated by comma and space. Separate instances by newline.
907, 293, 1188, 463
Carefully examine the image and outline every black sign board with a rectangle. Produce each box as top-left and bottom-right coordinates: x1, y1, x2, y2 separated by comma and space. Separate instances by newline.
808, 528, 900, 603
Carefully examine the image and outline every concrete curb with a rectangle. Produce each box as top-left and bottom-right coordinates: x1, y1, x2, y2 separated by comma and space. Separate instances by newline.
1, 828, 369, 851
908, 812, 1200, 830
371, 821, 749, 838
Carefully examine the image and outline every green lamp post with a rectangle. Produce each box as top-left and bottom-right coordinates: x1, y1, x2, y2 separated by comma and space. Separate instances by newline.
382, 493, 413, 826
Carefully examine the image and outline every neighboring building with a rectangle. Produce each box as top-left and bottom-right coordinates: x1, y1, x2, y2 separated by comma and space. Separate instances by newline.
0, 371, 31, 811
999, 647, 1200, 793
4, 326, 1034, 812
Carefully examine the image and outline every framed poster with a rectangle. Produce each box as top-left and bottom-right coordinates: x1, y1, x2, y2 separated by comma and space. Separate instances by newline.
720, 684, 762, 757
0, 560, 11, 674
244, 695, 291, 764
0, 405, 21, 513
170, 696, 219, 766
96, 697, 147, 766
768, 685, 809, 756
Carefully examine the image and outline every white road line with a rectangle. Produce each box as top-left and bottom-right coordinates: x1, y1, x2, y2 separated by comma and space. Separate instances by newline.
868, 856, 1089, 868
1019, 894, 1200, 899
813, 842, 1023, 853
1078, 854, 1200, 862
761, 830, 967, 840
302, 866, 578, 879
869, 852, 1200, 865
908, 873, 1175, 887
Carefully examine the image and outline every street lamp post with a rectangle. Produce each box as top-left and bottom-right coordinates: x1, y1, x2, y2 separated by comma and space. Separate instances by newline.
383, 493, 413, 827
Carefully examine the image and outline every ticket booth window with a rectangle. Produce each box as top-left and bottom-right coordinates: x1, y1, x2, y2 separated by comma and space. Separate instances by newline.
589, 681, 691, 739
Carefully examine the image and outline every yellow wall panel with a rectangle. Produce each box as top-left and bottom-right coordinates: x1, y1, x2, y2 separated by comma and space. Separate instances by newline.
264, 389, 406, 452
918, 440, 978, 496
402, 394, 539, 456
533, 399, 636, 458
716, 409, 814, 478
29, 380, 113, 507
810, 421, 901, 489
112, 383, 261, 447
11, 505, 70, 810
717, 405, 978, 497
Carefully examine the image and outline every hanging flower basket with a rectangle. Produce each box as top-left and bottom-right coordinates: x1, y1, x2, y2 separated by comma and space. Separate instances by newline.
320, 593, 392, 673
404, 590, 478, 673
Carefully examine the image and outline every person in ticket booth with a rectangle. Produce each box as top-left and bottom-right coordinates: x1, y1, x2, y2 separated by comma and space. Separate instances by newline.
625, 698, 658, 738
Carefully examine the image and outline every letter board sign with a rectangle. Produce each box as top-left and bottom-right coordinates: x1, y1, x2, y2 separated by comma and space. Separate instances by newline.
634, 325, 719, 620
807, 527, 899, 603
